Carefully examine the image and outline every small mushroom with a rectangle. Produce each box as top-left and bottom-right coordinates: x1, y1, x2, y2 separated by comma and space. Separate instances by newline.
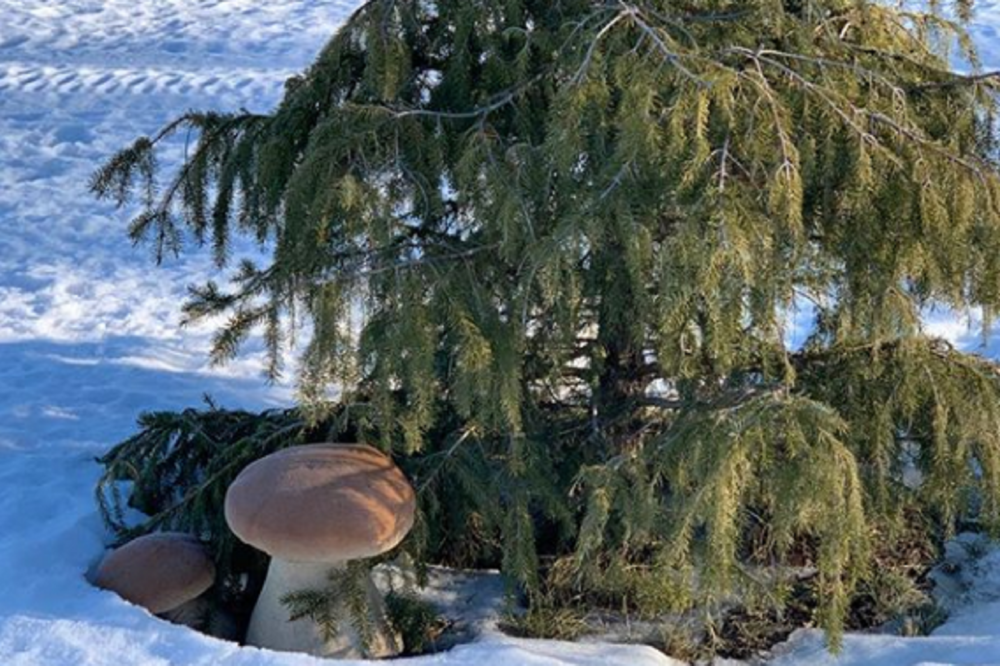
224, 443, 415, 658
93, 532, 215, 627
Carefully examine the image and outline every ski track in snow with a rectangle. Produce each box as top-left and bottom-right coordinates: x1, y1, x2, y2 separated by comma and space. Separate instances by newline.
0, 0, 358, 448
0, 1, 997, 665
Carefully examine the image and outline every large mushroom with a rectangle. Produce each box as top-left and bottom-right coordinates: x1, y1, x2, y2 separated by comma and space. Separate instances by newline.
224, 443, 415, 658
93, 532, 215, 627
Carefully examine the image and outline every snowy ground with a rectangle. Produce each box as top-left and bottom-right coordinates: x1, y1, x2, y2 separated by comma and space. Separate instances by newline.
0, 1, 998, 665
0, 0, 335, 450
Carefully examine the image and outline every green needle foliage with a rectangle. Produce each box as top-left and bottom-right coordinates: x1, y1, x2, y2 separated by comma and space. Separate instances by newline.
93, 0, 1000, 652
95, 405, 311, 610
281, 562, 382, 654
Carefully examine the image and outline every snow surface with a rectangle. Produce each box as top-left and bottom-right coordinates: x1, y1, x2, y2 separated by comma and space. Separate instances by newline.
0, 1, 997, 665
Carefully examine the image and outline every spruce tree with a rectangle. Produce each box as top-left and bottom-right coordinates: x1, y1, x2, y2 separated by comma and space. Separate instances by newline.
93, 0, 1000, 650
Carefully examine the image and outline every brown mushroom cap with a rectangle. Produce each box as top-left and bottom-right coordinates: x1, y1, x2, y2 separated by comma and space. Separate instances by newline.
93, 532, 215, 614
224, 444, 415, 563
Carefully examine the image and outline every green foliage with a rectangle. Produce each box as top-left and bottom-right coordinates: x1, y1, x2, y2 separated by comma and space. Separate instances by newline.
95, 403, 309, 599
93, 0, 1000, 654
860, 568, 932, 629
798, 340, 1000, 535
94, 404, 568, 633
501, 603, 590, 642
384, 591, 447, 655
282, 562, 382, 655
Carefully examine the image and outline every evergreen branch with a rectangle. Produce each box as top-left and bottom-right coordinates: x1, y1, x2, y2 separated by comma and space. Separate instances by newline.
731, 47, 991, 176
621, 2, 706, 85
379, 72, 550, 121
415, 428, 478, 493
750, 48, 908, 99
911, 70, 1000, 91
729, 47, 884, 152
317, 242, 501, 281
570, 9, 633, 86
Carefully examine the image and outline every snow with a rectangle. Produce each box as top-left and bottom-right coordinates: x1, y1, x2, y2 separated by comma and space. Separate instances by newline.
0, 0, 997, 664
0, 0, 329, 449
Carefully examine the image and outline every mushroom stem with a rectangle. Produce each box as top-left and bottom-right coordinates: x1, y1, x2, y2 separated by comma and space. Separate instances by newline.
246, 558, 399, 658
159, 597, 209, 629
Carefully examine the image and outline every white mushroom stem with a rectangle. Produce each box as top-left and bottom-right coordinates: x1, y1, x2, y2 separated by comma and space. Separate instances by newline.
246, 558, 399, 658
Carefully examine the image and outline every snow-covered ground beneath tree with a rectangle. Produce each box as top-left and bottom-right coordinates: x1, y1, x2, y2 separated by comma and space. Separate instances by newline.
0, 1, 997, 665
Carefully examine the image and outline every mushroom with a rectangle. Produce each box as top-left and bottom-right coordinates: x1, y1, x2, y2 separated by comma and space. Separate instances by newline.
93, 532, 215, 628
224, 443, 415, 658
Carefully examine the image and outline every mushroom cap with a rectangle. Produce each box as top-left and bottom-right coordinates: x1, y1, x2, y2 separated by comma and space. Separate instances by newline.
224, 444, 416, 563
93, 532, 215, 614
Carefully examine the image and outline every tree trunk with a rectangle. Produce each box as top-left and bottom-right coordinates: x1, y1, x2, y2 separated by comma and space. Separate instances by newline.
592, 240, 648, 453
